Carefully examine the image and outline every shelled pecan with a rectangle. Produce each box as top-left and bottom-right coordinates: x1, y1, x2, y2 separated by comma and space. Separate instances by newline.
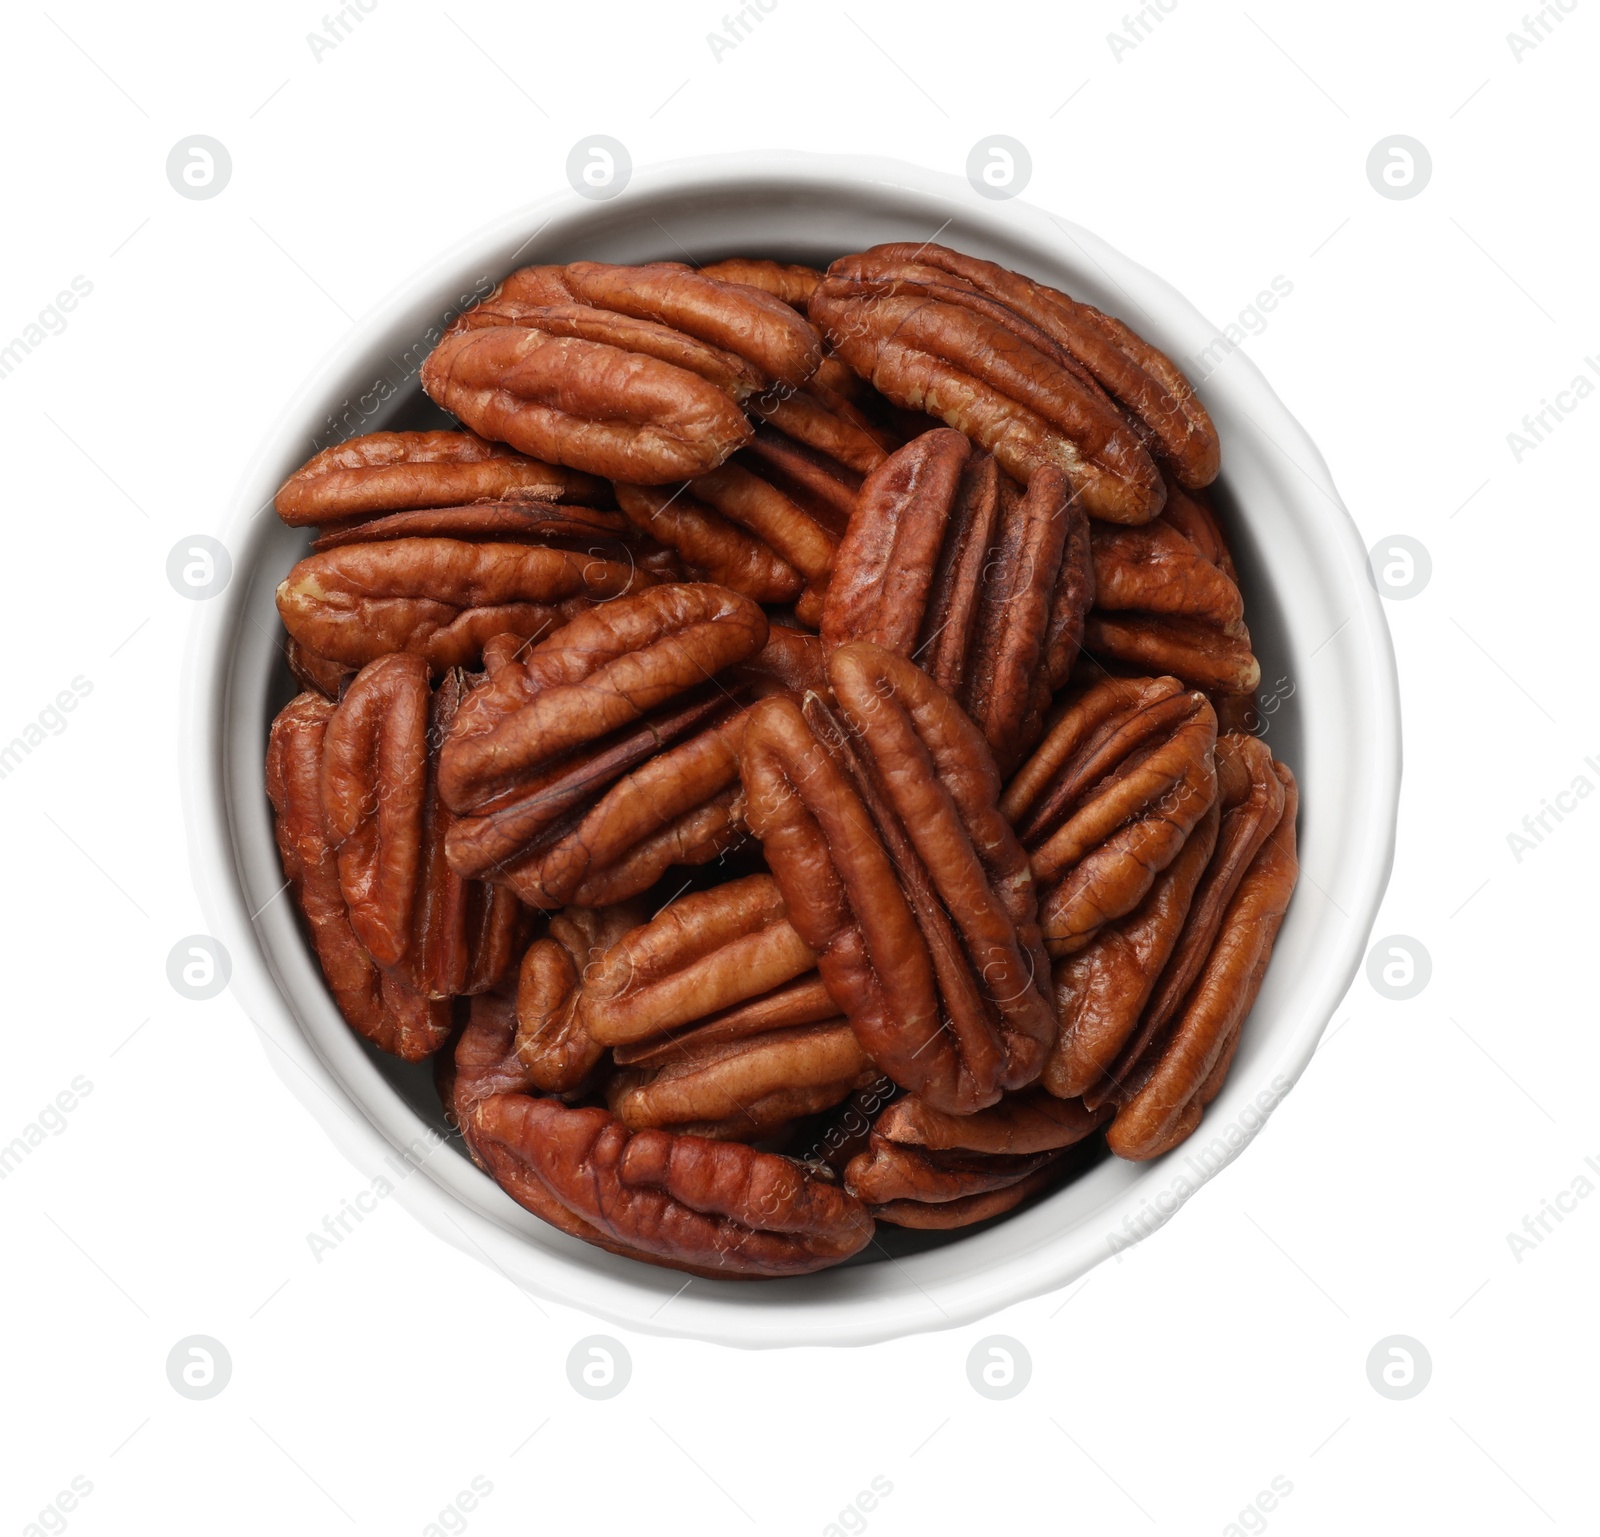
844, 1088, 1108, 1228
273, 429, 609, 528
1082, 488, 1260, 695
826, 244, 1219, 490
266, 666, 523, 1060
742, 643, 1056, 1114
437, 585, 768, 906
810, 253, 1167, 522
1002, 674, 1218, 957
578, 876, 873, 1138
275, 535, 648, 674
820, 429, 1090, 769
1106, 765, 1298, 1159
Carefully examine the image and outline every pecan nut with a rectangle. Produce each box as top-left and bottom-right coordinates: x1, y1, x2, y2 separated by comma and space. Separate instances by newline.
833, 244, 1219, 490
809, 251, 1165, 522
1002, 674, 1218, 956
267, 681, 519, 1061
742, 643, 1055, 1114
513, 902, 649, 1094
275, 536, 647, 673
273, 430, 609, 528
842, 1088, 1109, 1227
576, 875, 872, 1138
437, 585, 767, 907
464, 1094, 874, 1277
821, 429, 1089, 769
1106, 762, 1298, 1159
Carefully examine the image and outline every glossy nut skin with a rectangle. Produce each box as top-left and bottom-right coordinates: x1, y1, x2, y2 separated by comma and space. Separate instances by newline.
266, 692, 450, 1060
1003, 675, 1218, 957
275, 537, 647, 673
698, 258, 824, 308
1083, 491, 1260, 696
1090, 734, 1288, 1107
821, 429, 1088, 770
839, 244, 1219, 490
477, 261, 823, 388
514, 903, 648, 1094
435, 585, 767, 908
315, 659, 525, 995
809, 255, 1164, 522
273, 430, 609, 528
1107, 765, 1298, 1159
465, 1094, 874, 1278
741, 644, 1055, 1115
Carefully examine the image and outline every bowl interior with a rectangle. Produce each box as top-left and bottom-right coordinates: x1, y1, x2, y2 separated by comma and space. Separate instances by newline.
192, 154, 1396, 1346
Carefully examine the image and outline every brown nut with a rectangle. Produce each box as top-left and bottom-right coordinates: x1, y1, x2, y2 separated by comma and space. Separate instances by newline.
820, 429, 1087, 770
1082, 493, 1260, 696
421, 324, 754, 485
569, 875, 872, 1138
317, 657, 527, 990
513, 902, 649, 1095
838, 244, 1219, 489
308, 499, 631, 553
266, 693, 449, 1060
477, 261, 823, 387
809, 254, 1164, 522
741, 643, 1055, 1114
464, 1094, 874, 1277
273, 430, 609, 528
1002, 674, 1218, 957
698, 258, 824, 309
275, 536, 647, 673
436, 585, 768, 907
1107, 763, 1298, 1159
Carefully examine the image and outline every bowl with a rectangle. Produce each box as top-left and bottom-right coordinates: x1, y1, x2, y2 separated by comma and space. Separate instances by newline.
181, 151, 1400, 1348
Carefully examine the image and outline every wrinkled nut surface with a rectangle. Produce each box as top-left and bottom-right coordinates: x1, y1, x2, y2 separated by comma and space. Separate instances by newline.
266, 692, 451, 1060
810, 253, 1166, 522
576, 875, 871, 1139
841, 244, 1220, 490
698, 258, 824, 309
821, 429, 1087, 770
436, 584, 766, 907
1003, 674, 1218, 957
478, 261, 823, 388
1107, 766, 1298, 1159
466, 1094, 874, 1277
275, 536, 647, 673
274, 430, 609, 527
1083, 495, 1260, 695
742, 644, 1055, 1114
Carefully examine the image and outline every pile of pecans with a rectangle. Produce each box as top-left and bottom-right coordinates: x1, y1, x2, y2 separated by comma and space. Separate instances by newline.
265, 245, 1298, 1278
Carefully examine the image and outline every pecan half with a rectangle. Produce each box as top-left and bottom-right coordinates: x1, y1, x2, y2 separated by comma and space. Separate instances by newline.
308, 500, 631, 553
835, 244, 1219, 489
820, 429, 1087, 769
1082, 498, 1260, 695
274, 430, 609, 528
742, 643, 1055, 1114
513, 902, 649, 1094
421, 324, 754, 485
1106, 763, 1298, 1159
316, 656, 526, 989
266, 692, 449, 1059
1002, 674, 1218, 956
464, 1094, 874, 1277
554, 875, 872, 1138
472, 261, 823, 387
810, 255, 1164, 522
842, 1087, 1108, 1227
698, 258, 823, 309
437, 585, 768, 906
275, 537, 647, 673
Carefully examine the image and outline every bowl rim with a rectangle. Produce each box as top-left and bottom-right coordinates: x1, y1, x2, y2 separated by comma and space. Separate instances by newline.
180, 149, 1400, 1348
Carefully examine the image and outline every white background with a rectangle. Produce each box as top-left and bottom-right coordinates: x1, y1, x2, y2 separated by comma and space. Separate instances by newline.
2, 2, 1596, 1533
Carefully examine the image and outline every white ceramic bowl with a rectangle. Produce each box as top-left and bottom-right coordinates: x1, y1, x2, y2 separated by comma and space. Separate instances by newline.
181, 151, 1399, 1348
